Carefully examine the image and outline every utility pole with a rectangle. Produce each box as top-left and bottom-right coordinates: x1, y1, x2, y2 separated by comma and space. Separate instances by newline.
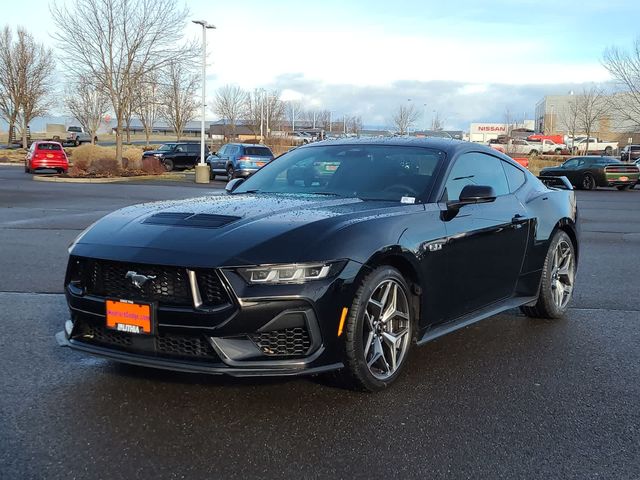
192, 20, 216, 184
329, 112, 332, 133
259, 89, 264, 143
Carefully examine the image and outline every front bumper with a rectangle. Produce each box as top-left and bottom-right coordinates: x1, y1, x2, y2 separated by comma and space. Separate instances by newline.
60, 258, 363, 377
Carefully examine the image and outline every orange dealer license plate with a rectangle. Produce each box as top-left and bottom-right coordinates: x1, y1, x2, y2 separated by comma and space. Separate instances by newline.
619, 176, 629, 182
106, 299, 155, 335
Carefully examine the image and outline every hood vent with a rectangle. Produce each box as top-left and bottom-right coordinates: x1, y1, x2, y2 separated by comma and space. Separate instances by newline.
143, 212, 241, 228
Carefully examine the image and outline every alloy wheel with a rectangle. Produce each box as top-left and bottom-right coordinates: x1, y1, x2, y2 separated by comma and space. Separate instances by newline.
549, 239, 574, 309
582, 174, 595, 190
362, 279, 411, 380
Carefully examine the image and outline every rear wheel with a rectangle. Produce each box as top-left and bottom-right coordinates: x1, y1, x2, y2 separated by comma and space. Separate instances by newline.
521, 230, 575, 319
162, 159, 174, 172
227, 165, 235, 181
341, 266, 414, 391
582, 173, 596, 190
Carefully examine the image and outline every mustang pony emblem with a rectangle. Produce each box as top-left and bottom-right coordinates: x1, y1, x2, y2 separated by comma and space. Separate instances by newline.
125, 271, 156, 289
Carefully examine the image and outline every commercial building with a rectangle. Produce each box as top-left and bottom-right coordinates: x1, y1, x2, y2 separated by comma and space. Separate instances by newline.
535, 93, 640, 145
469, 121, 535, 143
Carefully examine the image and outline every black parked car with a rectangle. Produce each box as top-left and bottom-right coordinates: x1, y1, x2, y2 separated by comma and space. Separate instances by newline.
540, 156, 640, 190
58, 138, 579, 391
142, 142, 207, 171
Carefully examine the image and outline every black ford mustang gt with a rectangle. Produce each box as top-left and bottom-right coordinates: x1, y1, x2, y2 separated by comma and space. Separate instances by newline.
58, 138, 579, 391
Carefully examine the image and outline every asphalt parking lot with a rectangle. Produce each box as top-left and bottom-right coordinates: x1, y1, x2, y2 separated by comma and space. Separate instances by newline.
1, 165, 639, 479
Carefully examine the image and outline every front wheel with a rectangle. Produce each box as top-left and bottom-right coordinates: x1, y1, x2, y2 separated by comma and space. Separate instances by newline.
341, 266, 414, 391
521, 230, 575, 319
604, 146, 613, 156
554, 148, 562, 155
529, 149, 539, 157
162, 159, 174, 172
582, 173, 596, 190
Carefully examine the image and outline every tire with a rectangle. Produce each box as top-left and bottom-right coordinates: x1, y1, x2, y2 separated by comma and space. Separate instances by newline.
582, 173, 596, 190
521, 230, 576, 319
604, 146, 613, 156
74, 138, 80, 147
227, 165, 235, 181
529, 149, 539, 157
616, 185, 632, 191
340, 266, 414, 391
162, 159, 174, 172
24, 162, 29, 173
554, 148, 562, 155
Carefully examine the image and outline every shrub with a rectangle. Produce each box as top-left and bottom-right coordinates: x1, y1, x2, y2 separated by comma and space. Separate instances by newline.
141, 156, 166, 174
88, 158, 121, 176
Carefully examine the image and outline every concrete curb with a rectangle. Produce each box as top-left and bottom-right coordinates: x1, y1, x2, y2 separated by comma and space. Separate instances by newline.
32, 172, 193, 183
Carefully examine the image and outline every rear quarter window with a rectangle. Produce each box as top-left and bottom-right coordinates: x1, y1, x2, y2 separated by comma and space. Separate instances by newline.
501, 160, 526, 192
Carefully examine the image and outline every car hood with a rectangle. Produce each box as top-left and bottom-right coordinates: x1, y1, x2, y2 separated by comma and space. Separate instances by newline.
142, 149, 166, 156
71, 193, 412, 267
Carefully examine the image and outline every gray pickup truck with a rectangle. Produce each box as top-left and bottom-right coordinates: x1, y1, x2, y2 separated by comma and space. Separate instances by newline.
66, 126, 95, 146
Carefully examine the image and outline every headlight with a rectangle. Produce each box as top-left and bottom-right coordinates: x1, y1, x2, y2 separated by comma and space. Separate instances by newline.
153, 153, 163, 157
237, 262, 344, 285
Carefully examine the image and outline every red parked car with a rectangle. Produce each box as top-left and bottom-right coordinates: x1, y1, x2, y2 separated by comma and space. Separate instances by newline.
25, 141, 69, 174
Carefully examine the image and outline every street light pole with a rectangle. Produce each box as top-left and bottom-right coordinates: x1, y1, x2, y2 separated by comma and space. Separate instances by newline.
192, 19, 216, 184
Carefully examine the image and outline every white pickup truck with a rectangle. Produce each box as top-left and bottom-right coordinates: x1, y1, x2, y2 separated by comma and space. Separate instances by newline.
570, 137, 617, 156
66, 126, 96, 146
490, 138, 567, 156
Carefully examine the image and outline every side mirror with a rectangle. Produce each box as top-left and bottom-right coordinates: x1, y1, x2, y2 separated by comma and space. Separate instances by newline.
449, 185, 496, 208
225, 177, 245, 193
442, 185, 496, 220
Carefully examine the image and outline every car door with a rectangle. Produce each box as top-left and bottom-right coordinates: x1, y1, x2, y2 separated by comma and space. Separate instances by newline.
438, 152, 529, 321
186, 144, 200, 167
170, 145, 186, 168
210, 145, 227, 173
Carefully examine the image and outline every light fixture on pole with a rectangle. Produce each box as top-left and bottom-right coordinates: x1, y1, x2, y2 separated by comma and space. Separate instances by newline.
192, 19, 216, 184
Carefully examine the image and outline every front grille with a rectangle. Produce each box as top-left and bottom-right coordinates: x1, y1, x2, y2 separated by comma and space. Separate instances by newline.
249, 327, 311, 357
77, 258, 230, 308
73, 320, 219, 362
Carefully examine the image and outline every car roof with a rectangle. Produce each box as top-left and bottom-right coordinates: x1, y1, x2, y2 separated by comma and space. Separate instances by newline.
298, 136, 466, 156
224, 143, 273, 148
35, 141, 63, 146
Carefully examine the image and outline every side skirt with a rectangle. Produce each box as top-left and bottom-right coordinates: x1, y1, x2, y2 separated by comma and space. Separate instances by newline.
417, 295, 538, 345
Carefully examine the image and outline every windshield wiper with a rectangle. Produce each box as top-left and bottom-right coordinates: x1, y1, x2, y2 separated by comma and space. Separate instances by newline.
309, 191, 343, 196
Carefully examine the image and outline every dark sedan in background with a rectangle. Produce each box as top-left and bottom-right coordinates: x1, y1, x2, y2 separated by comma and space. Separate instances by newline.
58, 138, 578, 391
540, 156, 639, 190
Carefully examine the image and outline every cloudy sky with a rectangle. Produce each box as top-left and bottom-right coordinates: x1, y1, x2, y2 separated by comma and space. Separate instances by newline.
4, 0, 640, 129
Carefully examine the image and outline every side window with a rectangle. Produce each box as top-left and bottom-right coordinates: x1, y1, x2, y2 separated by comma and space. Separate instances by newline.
189, 144, 200, 153
562, 159, 578, 168
175, 145, 184, 153
218, 145, 227, 155
443, 152, 509, 202
229, 146, 240, 156
501, 160, 526, 193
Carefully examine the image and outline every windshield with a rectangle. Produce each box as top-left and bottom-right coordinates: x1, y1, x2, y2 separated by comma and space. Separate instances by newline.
158, 144, 176, 151
245, 147, 273, 157
67, 126, 82, 132
234, 144, 445, 201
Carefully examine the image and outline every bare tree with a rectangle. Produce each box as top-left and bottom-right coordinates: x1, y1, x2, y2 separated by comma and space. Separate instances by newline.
133, 72, 162, 146
265, 92, 285, 135
65, 77, 110, 144
160, 61, 198, 142
317, 110, 331, 131
0, 27, 54, 147
347, 115, 363, 135
392, 104, 419, 135
559, 95, 580, 149
0, 27, 19, 144
431, 111, 444, 131
51, 0, 195, 164
243, 90, 264, 139
602, 39, 640, 131
213, 85, 246, 138
576, 86, 611, 155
